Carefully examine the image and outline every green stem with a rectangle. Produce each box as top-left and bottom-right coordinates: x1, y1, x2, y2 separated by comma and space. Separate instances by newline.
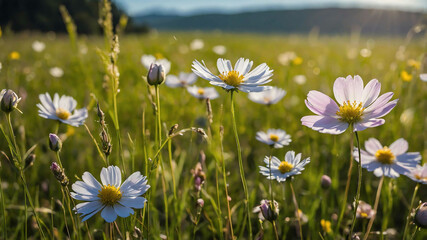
219, 124, 235, 239
350, 131, 363, 236
230, 91, 252, 239
290, 182, 303, 239
272, 220, 279, 240
20, 172, 47, 239
363, 176, 384, 240
0, 170, 7, 239
24, 183, 27, 240
168, 140, 177, 199
335, 130, 354, 234
403, 183, 419, 239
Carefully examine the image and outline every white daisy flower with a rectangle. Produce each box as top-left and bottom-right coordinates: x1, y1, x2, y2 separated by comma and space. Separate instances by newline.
354, 138, 421, 178
420, 73, 427, 82
248, 87, 286, 105
256, 129, 291, 148
37, 92, 88, 127
165, 72, 197, 88
71, 166, 150, 222
192, 58, 273, 93
190, 39, 204, 51
32, 40, 46, 52
293, 75, 307, 85
187, 86, 219, 100
49, 67, 64, 78
141, 54, 171, 74
212, 45, 227, 55
259, 151, 310, 182
407, 164, 427, 184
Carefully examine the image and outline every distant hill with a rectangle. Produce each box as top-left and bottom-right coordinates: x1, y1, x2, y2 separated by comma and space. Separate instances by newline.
133, 8, 427, 35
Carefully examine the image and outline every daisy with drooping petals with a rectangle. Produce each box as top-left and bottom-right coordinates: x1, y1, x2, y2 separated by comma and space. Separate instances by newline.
406, 164, 427, 184
165, 72, 197, 88
71, 166, 150, 222
141, 54, 171, 74
187, 86, 219, 100
192, 58, 273, 92
37, 92, 88, 127
354, 138, 421, 178
356, 201, 375, 219
259, 151, 310, 182
248, 87, 286, 105
301, 75, 398, 134
256, 129, 291, 148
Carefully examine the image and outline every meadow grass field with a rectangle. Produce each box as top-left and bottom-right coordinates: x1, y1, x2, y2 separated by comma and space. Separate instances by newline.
0, 25, 426, 240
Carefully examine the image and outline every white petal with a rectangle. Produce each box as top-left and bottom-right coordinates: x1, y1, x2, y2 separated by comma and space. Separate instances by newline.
119, 197, 147, 209
113, 204, 134, 218
101, 206, 117, 223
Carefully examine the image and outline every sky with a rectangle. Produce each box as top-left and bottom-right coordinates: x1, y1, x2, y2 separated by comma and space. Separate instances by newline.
114, 0, 427, 16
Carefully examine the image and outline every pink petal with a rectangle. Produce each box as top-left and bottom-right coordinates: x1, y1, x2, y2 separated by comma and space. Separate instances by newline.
353, 75, 364, 102
364, 92, 394, 114
361, 79, 381, 107
354, 118, 385, 132
389, 138, 408, 155
333, 77, 347, 105
305, 91, 339, 117
302, 115, 348, 134
364, 138, 383, 155
364, 99, 398, 119
301, 115, 324, 128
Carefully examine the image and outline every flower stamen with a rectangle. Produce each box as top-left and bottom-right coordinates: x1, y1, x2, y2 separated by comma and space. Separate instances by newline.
375, 147, 395, 164
56, 108, 71, 120
98, 185, 122, 206
218, 70, 244, 87
197, 88, 205, 95
336, 100, 365, 123
278, 161, 293, 174
269, 134, 279, 142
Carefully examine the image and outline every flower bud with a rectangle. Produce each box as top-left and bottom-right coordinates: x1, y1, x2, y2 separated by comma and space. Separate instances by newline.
321, 175, 332, 189
1, 89, 21, 113
256, 200, 279, 222
197, 198, 204, 208
24, 154, 36, 170
49, 133, 62, 152
50, 162, 69, 186
415, 202, 427, 228
133, 226, 142, 238
147, 63, 165, 85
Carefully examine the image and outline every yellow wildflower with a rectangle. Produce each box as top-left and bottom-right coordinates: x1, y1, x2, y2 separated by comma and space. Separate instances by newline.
400, 70, 412, 82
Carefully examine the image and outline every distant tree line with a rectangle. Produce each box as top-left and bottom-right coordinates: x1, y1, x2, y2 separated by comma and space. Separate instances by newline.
0, 0, 149, 34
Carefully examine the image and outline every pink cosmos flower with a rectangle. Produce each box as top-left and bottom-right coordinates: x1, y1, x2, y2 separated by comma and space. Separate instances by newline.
301, 75, 398, 134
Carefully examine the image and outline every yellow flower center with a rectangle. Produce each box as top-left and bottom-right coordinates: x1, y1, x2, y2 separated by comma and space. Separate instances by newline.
197, 88, 205, 95
415, 174, 427, 181
218, 70, 244, 87
56, 108, 71, 120
320, 219, 332, 233
278, 161, 293, 174
336, 100, 365, 123
360, 212, 368, 218
98, 185, 122, 206
374, 147, 395, 164
269, 134, 279, 142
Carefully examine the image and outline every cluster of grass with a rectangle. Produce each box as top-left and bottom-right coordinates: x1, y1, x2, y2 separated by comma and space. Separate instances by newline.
0, 17, 426, 239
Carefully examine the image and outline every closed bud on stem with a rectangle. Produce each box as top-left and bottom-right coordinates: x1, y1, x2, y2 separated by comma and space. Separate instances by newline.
133, 226, 142, 238
197, 198, 204, 208
49, 133, 62, 152
321, 175, 332, 189
97, 102, 105, 126
24, 154, 36, 170
100, 129, 112, 157
1, 89, 21, 113
415, 202, 427, 228
259, 200, 279, 222
169, 124, 179, 136
50, 162, 69, 186
147, 63, 165, 85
